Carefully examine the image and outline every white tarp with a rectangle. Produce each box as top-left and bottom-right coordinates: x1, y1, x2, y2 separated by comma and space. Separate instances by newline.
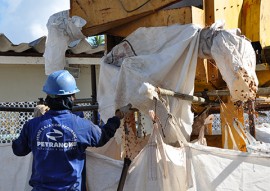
199, 20, 258, 102
43, 10, 86, 75
188, 143, 270, 191
211, 30, 258, 102
98, 24, 201, 142
0, 144, 32, 191
85, 127, 270, 191
256, 123, 270, 143
4, 135, 270, 191
86, 121, 188, 191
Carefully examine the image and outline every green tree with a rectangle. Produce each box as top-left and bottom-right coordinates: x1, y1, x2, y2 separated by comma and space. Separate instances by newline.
88, 35, 105, 47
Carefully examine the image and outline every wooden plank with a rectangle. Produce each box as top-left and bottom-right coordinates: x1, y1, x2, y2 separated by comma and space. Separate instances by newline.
205, 0, 243, 29
194, 59, 226, 93
106, 6, 205, 37
195, 58, 208, 85
70, 0, 181, 36
194, 58, 217, 93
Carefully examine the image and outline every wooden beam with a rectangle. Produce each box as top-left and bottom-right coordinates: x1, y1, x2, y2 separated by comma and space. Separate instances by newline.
242, 0, 270, 48
70, 0, 180, 36
106, 6, 205, 37
205, 0, 243, 29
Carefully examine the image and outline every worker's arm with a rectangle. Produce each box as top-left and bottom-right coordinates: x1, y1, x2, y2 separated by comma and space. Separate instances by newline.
12, 123, 31, 156
97, 116, 121, 147
79, 114, 121, 148
99, 109, 125, 145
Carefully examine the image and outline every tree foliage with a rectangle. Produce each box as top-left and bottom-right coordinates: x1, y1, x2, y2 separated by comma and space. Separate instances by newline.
88, 35, 105, 47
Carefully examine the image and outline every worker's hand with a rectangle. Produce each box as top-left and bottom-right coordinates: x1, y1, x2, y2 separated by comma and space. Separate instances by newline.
115, 103, 134, 119
119, 103, 132, 113
34, 105, 49, 117
115, 104, 138, 119
115, 109, 124, 119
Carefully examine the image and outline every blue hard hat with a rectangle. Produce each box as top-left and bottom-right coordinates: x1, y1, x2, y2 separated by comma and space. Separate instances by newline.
43, 70, 80, 95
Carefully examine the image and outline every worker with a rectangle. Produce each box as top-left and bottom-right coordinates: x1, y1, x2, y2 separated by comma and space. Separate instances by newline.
12, 70, 122, 191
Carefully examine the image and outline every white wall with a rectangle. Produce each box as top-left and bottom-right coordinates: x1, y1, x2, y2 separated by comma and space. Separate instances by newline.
0, 64, 100, 102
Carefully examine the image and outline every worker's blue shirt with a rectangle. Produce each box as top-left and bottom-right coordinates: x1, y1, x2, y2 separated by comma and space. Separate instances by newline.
12, 110, 120, 191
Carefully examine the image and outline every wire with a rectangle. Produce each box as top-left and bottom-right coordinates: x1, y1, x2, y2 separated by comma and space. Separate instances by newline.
119, 0, 152, 13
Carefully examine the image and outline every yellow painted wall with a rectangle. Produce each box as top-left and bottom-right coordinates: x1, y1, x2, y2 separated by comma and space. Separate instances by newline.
0, 64, 99, 102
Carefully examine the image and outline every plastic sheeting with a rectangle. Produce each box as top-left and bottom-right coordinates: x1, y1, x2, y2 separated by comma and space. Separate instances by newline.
211, 30, 258, 102
97, 22, 258, 143
85, 128, 270, 191
199, 21, 258, 102
188, 144, 270, 191
86, 120, 188, 191
43, 10, 86, 75
256, 123, 270, 143
98, 24, 201, 142
0, 144, 32, 191
3, 135, 270, 191
85, 109, 270, 191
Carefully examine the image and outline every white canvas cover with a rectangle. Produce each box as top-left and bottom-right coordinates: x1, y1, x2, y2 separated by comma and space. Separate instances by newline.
86, 116, 188, 191
3, 133, 270, 191
199, 20, 258, 101
43, 10, 86, 75
188, 143, 270, 191
199, 20, 258, 102
211, 30, 258, 102
98, 24, 201, 142
85, 121, 270, 191
0, 144, 32, 191
256, 123, 270, 143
